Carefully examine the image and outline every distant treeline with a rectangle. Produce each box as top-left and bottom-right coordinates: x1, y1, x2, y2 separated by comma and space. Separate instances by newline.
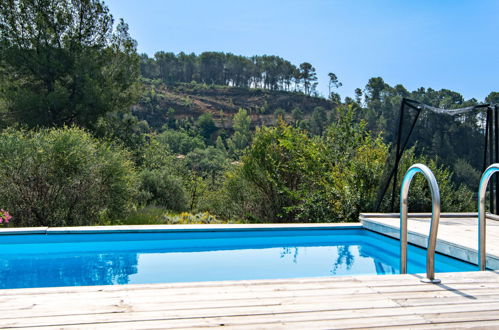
140, 52, 319, 95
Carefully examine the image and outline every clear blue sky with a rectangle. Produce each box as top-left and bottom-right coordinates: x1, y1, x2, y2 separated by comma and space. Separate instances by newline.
106, 0, 498, 102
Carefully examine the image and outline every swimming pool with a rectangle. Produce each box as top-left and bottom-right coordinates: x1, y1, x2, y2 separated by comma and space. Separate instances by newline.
0, 226, 476, 289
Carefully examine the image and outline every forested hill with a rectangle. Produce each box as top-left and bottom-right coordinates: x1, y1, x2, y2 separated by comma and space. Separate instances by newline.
135, 51, 337, 130
134, 51, 498, 184
133, 80, 334, 130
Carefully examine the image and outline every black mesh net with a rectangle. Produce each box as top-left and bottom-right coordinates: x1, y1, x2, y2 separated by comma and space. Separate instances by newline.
375, 98, 495, 212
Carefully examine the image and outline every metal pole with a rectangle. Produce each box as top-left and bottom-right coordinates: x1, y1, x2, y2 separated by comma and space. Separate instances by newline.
400, 163, 441, 283
390, 100, 406, 212
478, 163, 499, 270
375, 102, 421, 211
489, 109, 495, 213
483, 109, 490, 173
495, 106, 499, 213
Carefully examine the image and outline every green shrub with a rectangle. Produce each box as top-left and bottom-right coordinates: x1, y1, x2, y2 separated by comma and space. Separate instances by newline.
116, 206, 167, 225
117, 208, 231, 226
0, 127, 137, 226
138, 169, 188, 211
227, 119, 324, 222
163, 212, 226, 224
157, 129, 205, 155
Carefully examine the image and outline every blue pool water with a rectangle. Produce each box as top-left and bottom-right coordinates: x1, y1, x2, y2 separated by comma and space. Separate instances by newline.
0, 228, 476, 289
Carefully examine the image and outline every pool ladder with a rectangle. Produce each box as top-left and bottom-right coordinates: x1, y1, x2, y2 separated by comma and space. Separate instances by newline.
400, 163, 499, 281
478, 163, 499, 271
400, 164, 441, 283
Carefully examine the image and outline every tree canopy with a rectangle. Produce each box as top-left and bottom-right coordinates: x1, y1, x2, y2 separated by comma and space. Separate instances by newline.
0, 0, 140, 128
139, 51, 322, 95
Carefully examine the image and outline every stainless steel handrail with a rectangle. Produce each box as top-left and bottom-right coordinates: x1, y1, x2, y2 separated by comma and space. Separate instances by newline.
478, 163, 499, 271
400, 163, 441, 283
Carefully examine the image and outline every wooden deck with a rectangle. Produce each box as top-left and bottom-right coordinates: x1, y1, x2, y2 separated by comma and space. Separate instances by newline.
2, 271, 499, 329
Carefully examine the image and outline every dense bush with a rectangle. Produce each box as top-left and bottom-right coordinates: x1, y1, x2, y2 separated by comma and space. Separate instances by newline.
233, 120, 323, 221
157, 129, 205, 155
0, 127, 137, 226
299, 107, 388, 221
138, 169, 188, 211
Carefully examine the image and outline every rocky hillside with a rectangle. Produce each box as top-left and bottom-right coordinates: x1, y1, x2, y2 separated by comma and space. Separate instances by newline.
132, 80, 334, 130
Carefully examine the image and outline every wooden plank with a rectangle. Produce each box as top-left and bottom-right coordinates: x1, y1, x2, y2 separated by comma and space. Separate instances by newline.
362, 318, 499, 330
19, 316, 499, 330
2, 272, 499, 329
6, 286, 499, 323
0, 271, 497, 304
3, 281, 499, 314
3, 279, 499, 318
7, 314, 428, 330
4, 297, 499, 328
0, 293, 397, 319
2, 270, 495, 297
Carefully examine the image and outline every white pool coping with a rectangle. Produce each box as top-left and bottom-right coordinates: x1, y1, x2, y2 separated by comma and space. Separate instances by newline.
361, 213, 499, 269
0, 222, 362, 235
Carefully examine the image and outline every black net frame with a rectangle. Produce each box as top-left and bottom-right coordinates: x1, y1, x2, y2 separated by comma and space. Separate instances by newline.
375, 98, 496, 213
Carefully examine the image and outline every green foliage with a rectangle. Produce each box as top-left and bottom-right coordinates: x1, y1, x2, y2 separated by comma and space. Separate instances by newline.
157, 129, 205, 155
307, 106, 329, 136
185, 146, 228, 183
117, 208, 231, 225
137, 135, 175, 170
318, 120, 387, 219
382, 149, 475, 213
163, 212, 226, 224
195, 113, 217, 141
359, 77, 484, 173
0, 0, 488, 228
486, 92, 499, 104
138, 169, 188, 211
295, 106, 388, 221
298, 62, 318, 95
116, 206, 167, 225
453, 158, 481, 190
94, 111, 150, 161
230, 119, 324, 221
0, 127, 137, 226
221, 105, 474, 222
291, 107, 303, 124
273, 108, 286, 121
140, 52, 306, 93
233, 108, 252, 133
227, 108, 252, 157
0, 0, 140, 128
328, 72, 342, 95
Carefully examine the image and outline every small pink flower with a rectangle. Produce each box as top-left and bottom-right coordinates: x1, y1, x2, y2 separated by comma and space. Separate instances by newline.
0, 210, 12, 225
